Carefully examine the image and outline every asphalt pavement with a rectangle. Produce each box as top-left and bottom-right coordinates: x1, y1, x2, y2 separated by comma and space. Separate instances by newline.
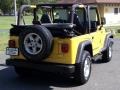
0, 38, 120, 90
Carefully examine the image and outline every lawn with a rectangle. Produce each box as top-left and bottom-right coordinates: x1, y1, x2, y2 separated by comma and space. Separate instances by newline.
116, 33, 120, 38
0, 16, 16, 30
105, 26, 120, 38
0, 16, 33, 51
0, 16, 13, 51
0, 30, 9, 51
0, 16, 33, 30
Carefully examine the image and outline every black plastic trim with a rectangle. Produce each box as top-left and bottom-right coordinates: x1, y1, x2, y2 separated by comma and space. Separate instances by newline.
75, 40, 92, 64
101, 33, 114, 52
10, 24, 75, 37
10, 25, 31, 36
6, 59, 75, 75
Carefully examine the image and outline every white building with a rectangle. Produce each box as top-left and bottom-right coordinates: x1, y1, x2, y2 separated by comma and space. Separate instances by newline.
58, 0, 120, 26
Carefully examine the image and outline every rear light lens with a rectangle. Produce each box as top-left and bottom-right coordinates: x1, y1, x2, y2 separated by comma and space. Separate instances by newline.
9, 40, 16, 48
61, 43, 69, 53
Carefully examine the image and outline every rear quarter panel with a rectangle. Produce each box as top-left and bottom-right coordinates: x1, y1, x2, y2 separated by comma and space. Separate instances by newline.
9, 34, 91, 64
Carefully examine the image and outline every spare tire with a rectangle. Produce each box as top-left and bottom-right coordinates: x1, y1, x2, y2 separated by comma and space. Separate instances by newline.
19, 25, 53, 61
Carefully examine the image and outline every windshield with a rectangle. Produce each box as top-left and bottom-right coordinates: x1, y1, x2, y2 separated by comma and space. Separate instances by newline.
36, 7, 71, 24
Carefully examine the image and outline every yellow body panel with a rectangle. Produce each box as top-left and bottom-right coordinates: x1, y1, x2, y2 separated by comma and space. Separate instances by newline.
45, 34, 91, 64
30, 5, 36, 8
10, 36, 25, 60
10, 27, 107, 65
10, 34, 90, 64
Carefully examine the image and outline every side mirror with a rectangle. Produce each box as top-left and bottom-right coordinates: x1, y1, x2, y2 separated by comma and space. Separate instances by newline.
101, 17, 106, 25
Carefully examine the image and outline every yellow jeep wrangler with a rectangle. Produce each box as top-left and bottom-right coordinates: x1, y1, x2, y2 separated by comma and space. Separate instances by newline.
6, 4, 113, 85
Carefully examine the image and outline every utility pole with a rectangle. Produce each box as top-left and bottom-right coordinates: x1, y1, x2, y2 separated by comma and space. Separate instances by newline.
14, 0, 17, 25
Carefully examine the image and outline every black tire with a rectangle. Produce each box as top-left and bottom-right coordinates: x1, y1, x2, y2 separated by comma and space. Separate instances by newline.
14, 67, 32, 77
74, 51, 92, 85
102, 42, 113, 63
19, 25, 53, 61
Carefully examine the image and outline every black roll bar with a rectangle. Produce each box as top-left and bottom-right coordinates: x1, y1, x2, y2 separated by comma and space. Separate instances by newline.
17, 5, 36, 25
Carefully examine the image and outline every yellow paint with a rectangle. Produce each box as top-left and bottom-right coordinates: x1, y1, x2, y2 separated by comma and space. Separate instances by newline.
9, 27, 107, 64
10, 36, 25, 60
30, 5, 36, 8
44, 35, 90, 64
9, 35, 90, 64
79, 5, 85, 8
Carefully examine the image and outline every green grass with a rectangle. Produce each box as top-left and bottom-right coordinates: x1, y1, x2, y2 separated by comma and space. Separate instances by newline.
0, 30, 9, 51
0, 16, 120, 51
116, 33, 120, 38
0, 16, 33, 51
0, 16, 16, 30
105, 26, 120, 38
0, 16, 33, 30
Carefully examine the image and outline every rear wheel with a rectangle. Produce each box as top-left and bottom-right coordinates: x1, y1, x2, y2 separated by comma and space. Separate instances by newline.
74, 51, 92, 85
102, 42, 113, 63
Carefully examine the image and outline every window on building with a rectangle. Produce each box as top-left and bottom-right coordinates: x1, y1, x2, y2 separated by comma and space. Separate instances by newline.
114, 8, 118, 14
119, 8, 120, 13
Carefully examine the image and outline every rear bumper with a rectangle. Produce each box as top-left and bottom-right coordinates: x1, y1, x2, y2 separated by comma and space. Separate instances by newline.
6, 59, 75, 75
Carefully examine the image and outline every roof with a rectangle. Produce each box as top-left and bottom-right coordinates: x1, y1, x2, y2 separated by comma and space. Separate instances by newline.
58, 0, 79, 4
36, 3, 75, 7
58, 0, 120, 4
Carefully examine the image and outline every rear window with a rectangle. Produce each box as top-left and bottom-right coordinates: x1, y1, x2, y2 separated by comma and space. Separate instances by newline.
36, 7, 71, 23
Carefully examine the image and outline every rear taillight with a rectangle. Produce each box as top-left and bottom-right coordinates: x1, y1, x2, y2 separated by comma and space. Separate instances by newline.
61, 43, 69, 53
9, 40, 16, 48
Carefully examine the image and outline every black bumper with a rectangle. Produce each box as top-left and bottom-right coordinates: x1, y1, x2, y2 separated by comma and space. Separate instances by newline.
6, 59, 75, 75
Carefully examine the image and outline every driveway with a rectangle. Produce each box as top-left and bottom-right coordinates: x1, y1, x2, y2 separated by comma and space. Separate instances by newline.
0, 38, 119, 90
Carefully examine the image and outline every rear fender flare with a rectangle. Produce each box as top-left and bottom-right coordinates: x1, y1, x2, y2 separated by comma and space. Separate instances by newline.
76, 40, 93, 64
101, 33, 114, 52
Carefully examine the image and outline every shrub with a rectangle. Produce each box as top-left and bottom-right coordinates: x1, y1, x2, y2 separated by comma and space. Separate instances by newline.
117, 29, 120, 33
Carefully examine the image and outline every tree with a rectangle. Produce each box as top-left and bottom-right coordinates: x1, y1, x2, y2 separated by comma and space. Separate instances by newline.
30, 0, 57, 4
17, 0, 31, 8
0, 0, 58, 15
0, 0, 13, 15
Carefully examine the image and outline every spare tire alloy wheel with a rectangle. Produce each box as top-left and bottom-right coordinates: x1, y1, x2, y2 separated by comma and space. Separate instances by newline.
24, 33, 43, 55
19, 25, 53, 61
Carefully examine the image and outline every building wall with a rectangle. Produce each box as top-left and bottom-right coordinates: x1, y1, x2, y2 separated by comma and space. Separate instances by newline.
103, 4, 120, 26
98, 5, 104, 17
